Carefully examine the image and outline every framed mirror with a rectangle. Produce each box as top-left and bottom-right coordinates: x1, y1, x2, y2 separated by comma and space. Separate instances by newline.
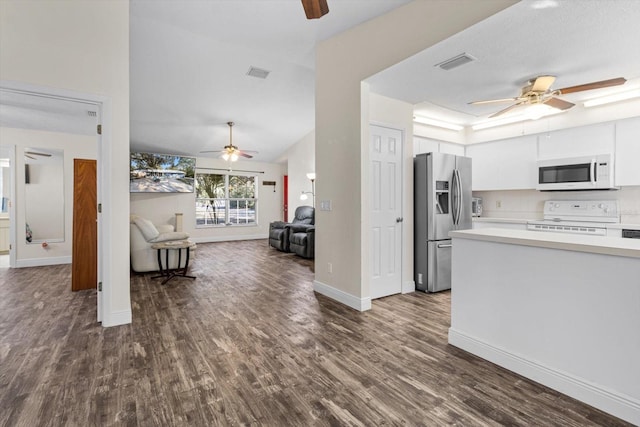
24, 148, 64, 243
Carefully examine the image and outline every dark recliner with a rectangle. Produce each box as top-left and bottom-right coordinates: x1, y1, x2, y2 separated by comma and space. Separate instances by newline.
268, 206, 315, 257
289, 223, 314, 259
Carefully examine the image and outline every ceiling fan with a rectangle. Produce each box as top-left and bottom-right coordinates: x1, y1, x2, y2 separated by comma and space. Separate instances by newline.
301, 0, 329, 19
469, 75, 627, 118
24, 150, 52, 160
200, 122, 257, 161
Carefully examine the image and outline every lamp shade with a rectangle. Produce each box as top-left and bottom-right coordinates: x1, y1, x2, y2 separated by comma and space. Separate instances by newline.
306, 172, 316, 180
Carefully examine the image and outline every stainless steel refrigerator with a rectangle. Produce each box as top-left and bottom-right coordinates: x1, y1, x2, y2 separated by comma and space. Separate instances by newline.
414, 152, 472, 292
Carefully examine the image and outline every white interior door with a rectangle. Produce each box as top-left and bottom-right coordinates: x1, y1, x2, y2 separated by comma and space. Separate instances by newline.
370, 125, 403, 299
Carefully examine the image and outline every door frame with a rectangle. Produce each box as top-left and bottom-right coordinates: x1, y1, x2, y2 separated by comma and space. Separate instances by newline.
367, 122, 406, 300
0, 80, 110, 323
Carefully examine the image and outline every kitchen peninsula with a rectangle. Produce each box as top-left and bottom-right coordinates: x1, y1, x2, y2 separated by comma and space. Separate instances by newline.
448, 228, 640, 425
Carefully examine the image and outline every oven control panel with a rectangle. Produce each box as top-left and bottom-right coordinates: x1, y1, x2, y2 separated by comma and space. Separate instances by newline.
543, 200, 619, 222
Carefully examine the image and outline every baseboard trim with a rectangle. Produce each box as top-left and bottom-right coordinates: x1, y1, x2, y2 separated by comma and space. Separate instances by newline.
102, 309, 132, 327
15, 256, 71, 268
402, 280, 415, 294
191, 234, 267, 244
448, 328, 640, 425
313, 280, 371, 312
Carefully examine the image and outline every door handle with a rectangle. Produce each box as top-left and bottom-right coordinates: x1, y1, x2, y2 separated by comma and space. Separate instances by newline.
396, 217, 403, 223
437, 243, 452, 248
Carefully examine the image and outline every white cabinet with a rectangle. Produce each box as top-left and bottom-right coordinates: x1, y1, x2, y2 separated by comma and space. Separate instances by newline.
615, 116, 640, 186
466, 135, 538, 191
413, 137, 465, 156
538, 122, 615, 159
440, 141, 465, 156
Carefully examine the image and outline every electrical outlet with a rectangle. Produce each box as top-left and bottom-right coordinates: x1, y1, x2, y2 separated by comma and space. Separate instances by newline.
496, 201, 502, 208
328, 263, 333, 273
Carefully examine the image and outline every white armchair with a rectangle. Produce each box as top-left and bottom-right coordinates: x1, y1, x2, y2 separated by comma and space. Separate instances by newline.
130, 215, 191, 273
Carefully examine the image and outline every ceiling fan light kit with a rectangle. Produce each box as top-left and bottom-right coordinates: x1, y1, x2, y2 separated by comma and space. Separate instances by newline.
470, 75, 627, 120
200, 121, 258, 162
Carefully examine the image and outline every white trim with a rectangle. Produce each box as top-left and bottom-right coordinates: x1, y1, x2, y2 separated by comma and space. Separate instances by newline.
313, 280, 372, 312
402, 280, 415, 294
448, 328, 640, 426
191, 234, 267, 244
101, 309, 132, 327
15, 256, 71, 268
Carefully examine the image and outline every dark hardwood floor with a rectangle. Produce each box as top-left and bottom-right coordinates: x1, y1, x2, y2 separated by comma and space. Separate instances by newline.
0, 240, 632, 426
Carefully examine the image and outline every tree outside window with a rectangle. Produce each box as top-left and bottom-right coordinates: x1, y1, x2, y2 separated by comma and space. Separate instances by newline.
195, 173, 257, 227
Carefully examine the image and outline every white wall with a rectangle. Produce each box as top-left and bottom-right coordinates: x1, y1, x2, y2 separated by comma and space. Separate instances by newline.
314, 0, 516, 307
285, 130, 315, 218
1, 0, 130, 326
130, 157, 284, 242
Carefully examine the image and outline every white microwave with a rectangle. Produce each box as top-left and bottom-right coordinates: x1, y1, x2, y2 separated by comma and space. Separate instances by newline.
536, 154, 617, 191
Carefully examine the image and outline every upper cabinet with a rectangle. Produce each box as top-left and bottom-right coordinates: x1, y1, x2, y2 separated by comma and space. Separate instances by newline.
615, 116, 640, 186
414, 137, 465, 157
466, 135, 538, 191
538, 122, 615, 159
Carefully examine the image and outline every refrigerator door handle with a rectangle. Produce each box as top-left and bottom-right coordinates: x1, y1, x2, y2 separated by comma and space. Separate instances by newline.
451, 170, 458, 225
437, 243, 452, 248
456, 169, 463, 226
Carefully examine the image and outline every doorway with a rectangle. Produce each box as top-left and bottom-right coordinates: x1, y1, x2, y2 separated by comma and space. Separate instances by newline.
0, 81, 106, 322
369, 124, 403, 299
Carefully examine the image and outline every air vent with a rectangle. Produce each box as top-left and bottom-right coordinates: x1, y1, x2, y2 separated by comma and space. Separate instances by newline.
87, 111, 97, 117
435, 53, 476, 71
246, 66, 270, 79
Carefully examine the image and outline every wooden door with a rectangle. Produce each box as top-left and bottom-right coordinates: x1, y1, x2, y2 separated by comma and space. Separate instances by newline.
72, 159, 97, 291
370, 125, 403, 299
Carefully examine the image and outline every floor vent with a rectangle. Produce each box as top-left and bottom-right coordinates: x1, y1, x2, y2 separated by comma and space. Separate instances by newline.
435, 53, 476, 71
246, 66, 270, 79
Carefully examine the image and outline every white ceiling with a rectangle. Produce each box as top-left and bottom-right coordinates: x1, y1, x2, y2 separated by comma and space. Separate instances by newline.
129, 0, 413, 162
2, 1, 639, 160
367, 0, 640, 126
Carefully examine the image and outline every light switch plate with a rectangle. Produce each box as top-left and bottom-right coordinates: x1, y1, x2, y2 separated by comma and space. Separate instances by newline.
320, 200, 332, 211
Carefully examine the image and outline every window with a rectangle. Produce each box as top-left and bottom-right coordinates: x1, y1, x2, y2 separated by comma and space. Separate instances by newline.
195, 172, 257, 227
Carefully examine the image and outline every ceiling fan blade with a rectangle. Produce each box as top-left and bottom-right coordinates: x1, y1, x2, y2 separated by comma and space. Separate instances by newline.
557, 77, 626, 95
489, 102, 524, 118
25, 154, 37, 160
469, 97, 519, 105
531, 75, 556, 92
239, 152, 253, 159
301, 0, 329, 19
200, 150, 223, 154
25, 151, 52, 157
544, 97, 575, 111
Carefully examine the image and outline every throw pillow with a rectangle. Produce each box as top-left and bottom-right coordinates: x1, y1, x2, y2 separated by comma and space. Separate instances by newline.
133, 217, 160, 241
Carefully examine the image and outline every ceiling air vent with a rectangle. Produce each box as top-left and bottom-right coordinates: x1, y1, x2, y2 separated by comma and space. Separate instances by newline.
246, 66, 270, 79
435, 53, 476, 71
87, 110, 97, 117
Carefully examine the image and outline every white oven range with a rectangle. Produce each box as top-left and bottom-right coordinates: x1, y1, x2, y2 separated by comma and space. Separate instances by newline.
527, 200, 619, 236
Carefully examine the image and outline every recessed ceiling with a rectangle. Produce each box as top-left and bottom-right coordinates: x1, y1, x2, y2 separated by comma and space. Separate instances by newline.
366, 0, 640, 127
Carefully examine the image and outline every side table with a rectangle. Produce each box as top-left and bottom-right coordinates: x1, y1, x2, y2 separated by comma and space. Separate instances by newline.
151, 240, 197, 285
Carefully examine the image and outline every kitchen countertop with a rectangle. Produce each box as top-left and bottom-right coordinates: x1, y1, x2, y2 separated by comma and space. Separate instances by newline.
606, 223, 640, 230
449, 227, 640, 258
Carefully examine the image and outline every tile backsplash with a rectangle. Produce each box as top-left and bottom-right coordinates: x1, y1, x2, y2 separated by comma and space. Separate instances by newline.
474, 186, 640, 224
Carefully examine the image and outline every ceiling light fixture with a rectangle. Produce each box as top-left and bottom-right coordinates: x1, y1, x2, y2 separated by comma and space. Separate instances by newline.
413, 115, 464, 131
583, 89, 640, 108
